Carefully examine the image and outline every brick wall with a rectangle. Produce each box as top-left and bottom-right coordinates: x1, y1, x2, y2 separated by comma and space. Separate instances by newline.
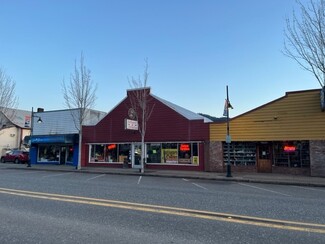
207, 141, 224, 172
310, 140, 325, 177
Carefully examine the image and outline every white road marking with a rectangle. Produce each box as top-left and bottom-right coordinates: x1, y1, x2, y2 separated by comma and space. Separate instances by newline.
192, 183, 208, 190
182, 178, 189, 182
137, 176, 142, 185
41, 172, 75, 178
85, 174, 106, 182
238, 183, 291, 197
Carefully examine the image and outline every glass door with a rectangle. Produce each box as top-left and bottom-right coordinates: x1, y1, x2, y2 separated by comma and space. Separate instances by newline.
132, 143, 142, 169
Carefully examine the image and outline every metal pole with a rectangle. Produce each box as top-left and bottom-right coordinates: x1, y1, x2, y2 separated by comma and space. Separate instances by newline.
226, 86, 232, 177
27, 107, 34, 167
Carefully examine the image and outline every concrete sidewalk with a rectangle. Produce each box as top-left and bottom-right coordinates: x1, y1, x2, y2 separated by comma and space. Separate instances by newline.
1, 163, 325, 187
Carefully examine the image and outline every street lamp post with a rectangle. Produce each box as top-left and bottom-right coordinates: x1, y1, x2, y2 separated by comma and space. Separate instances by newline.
226, 86, 232, 177
28, 107, 42, 167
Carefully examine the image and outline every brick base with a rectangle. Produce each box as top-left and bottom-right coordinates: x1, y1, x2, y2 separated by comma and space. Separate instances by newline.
207, 141, 224, 172
310, 140, 325, 177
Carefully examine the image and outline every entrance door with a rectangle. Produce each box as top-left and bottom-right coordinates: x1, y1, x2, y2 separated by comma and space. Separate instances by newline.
257, 143, 272, 173
60, 146, 66, 165
132, 143, 142, 169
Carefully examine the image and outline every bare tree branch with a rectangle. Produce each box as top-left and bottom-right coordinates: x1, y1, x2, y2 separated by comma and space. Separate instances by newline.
284, 0, 325, 87
0, 68, 18, 129
128, 58, 155, 173
62, 52, 97, 169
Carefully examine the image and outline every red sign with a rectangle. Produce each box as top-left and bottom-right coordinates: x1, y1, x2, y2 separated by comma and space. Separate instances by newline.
284, 145, 296, 152
107, 144, 116, 150
180, 144, 190, 151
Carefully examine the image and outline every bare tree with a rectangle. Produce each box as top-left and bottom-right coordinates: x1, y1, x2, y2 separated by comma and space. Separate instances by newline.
284, 0, 325, 87
128, 59, 154, 173
62, 53, 97, 170
0, 68, 18, 129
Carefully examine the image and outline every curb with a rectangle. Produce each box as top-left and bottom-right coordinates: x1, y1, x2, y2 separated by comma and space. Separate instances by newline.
2, 165, 325, 188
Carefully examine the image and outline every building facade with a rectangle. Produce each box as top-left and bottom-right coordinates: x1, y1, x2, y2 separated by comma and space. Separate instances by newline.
30, 108, 106, 166
209, 89, 325, 177
0, 108, 31, 155
81, 88, 211, 171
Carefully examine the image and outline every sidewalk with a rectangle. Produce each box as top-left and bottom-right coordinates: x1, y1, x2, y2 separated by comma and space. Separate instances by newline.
1, 163, 325, 187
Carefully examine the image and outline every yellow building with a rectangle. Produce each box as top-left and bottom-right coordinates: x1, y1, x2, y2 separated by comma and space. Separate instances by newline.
209, 89, 325, 177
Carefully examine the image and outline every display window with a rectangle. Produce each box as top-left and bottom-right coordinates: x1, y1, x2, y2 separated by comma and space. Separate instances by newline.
38, 145, 60, 162
89, 142, 200, 165
147, 143, 162, 163
161, 143, 178, 163
118, 144, 131, 163
150, 142, 199, 165
89, 144, 131, 163
273, 141, 310, 167
90, 144, 105, 162
106, 144, 118, 162
223, 142, 257, 166
178, 143, 191, 164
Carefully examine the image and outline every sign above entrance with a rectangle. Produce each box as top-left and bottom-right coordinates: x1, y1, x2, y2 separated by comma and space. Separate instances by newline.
124, 119, 138, 130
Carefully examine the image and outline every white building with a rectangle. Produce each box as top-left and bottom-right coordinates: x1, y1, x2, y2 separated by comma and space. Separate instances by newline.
0, 108, 31, 156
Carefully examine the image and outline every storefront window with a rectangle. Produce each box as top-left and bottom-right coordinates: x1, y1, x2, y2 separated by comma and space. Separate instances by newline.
147, 142, 199, 165
90, 144, 105, 162
89, 144, 131, 163
223, 142, 256, 166
147, 143, 161, 163
273, 141, 310, 167
192, 143, 199, 165
38, 145, 60, 162
161, 143, 178, 163
118, 144, 130, 162
106, 144, 118, 162
89, 142, 200, 165
178, 143, 191, 164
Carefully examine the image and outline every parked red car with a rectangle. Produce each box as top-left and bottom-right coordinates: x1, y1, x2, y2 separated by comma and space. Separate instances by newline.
1, 150, 29, 164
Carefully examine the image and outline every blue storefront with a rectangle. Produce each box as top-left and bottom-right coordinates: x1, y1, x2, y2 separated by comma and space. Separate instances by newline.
30, 134, 79, 166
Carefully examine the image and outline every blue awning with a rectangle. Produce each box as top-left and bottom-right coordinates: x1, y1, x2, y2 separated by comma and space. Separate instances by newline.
30, 134, 78, 144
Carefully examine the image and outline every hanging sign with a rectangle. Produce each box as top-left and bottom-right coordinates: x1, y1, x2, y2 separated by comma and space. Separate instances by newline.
226, 135, 231, 143
124, 119, 138, 130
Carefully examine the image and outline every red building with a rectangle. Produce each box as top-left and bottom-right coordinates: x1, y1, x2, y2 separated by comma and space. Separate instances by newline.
81, 88, 211, 171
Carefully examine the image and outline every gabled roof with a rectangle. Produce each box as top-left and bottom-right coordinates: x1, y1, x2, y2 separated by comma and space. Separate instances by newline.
104, 88, 212, 123
151, 94, 212, 123
1, 108, 31, 128
107, 88, 213, 123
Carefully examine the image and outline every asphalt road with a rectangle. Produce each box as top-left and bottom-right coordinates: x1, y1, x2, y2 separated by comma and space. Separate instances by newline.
0, 168, 324, 243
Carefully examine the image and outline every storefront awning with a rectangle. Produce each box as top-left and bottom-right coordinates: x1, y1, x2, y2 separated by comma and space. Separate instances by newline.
30, 134, 78, 144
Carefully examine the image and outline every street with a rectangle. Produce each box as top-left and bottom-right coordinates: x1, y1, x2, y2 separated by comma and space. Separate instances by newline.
0, 167, 324, 243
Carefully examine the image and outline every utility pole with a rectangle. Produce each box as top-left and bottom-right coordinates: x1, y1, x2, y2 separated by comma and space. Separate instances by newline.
226, 85, 232, 177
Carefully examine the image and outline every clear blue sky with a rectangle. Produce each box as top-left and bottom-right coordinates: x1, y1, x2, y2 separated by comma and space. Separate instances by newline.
0, 0, 316, 117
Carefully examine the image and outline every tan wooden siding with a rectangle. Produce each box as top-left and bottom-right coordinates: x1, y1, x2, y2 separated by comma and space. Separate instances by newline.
210, 89, 325, 141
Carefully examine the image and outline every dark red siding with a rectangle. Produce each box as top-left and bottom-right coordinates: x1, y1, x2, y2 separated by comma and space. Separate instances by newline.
82, 92, 209, 171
